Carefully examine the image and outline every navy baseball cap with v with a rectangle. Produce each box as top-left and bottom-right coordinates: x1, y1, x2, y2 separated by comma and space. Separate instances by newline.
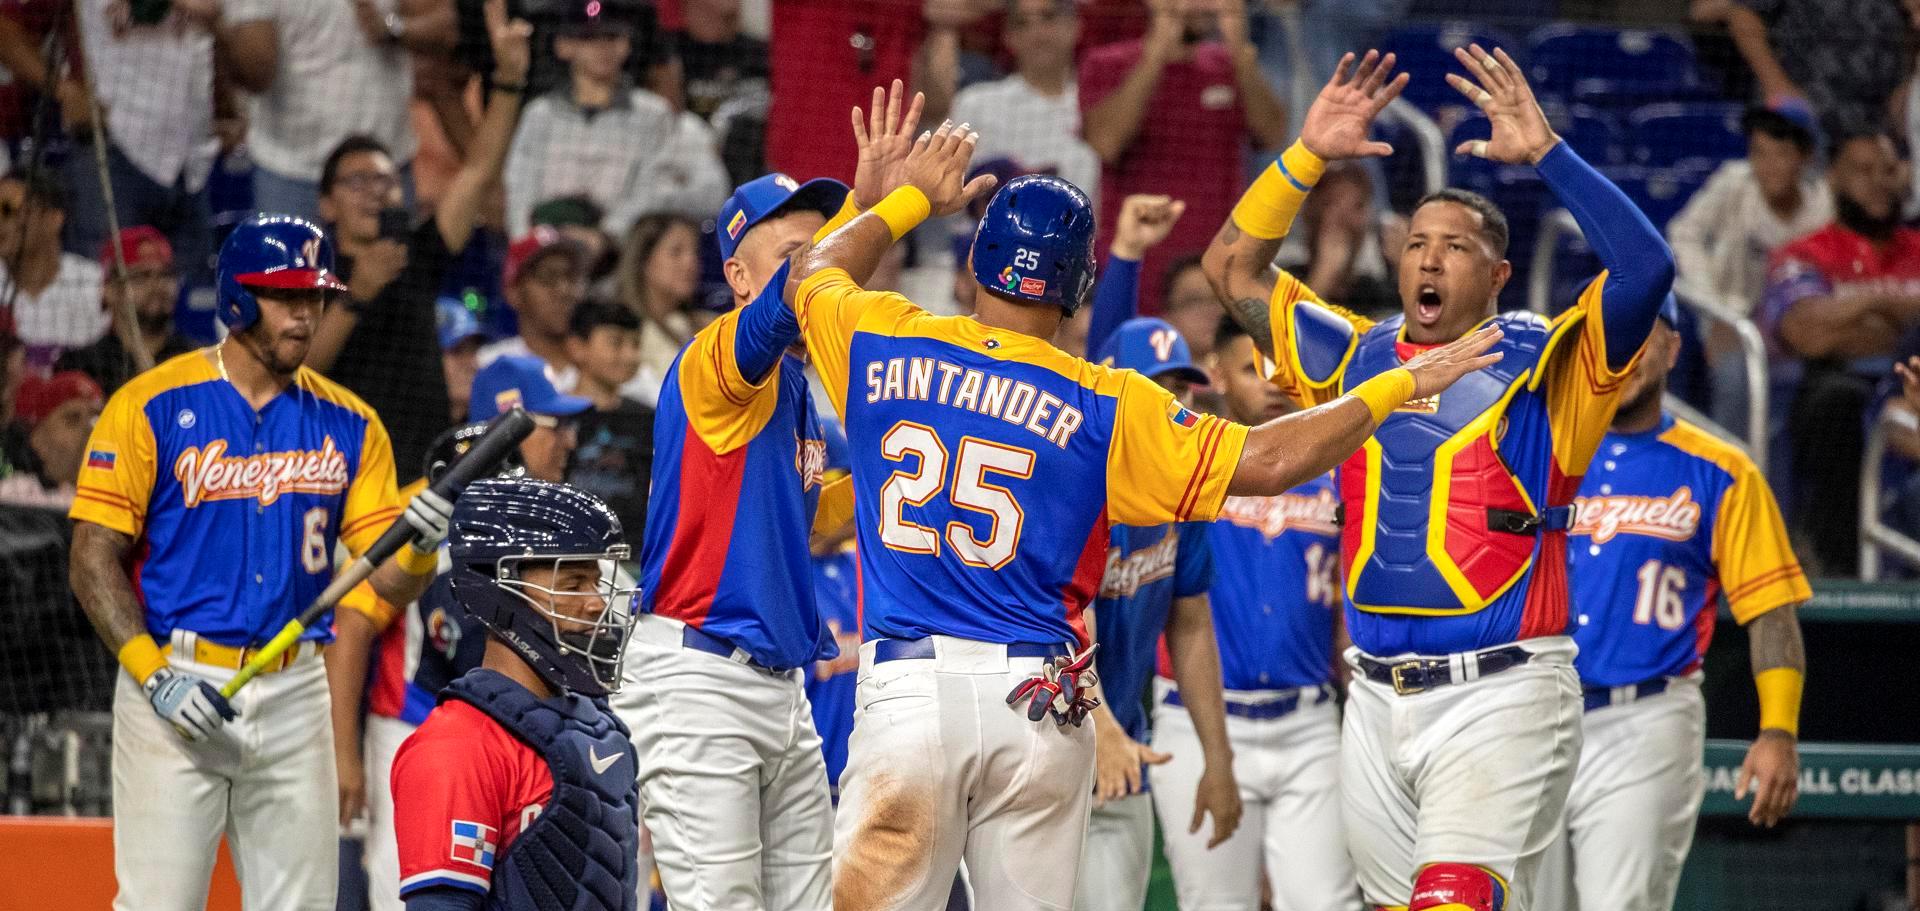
468, 355, 592, 422
1098, 317, 1210, 387
716, 173, 849, 260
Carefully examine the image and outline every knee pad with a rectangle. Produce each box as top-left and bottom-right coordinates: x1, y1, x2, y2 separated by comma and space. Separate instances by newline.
1408, 863, 1507, 911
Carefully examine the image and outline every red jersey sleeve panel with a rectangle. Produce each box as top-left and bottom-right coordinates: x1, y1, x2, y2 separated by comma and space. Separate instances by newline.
393, 700, 554, 897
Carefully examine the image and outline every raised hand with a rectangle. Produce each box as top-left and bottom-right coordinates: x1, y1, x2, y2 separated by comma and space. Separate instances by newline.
1402, 324, 1504, 399
1112, 194, 1187, 260
1894, 355, 1920, 412
1446, 44, 1560, 165
1298, 50, 1409, 161
902, 120, 998, 218
484, 0, 534, 85
852, 80, 926, 210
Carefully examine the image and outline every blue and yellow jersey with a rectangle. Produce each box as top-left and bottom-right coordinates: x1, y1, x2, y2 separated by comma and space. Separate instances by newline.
1093, 521, 1211, 743
1180, 474, 1341, 691
1265, 273, 1636, 657
793, 268, 1249, 649
70, 349, 402, 645
806, 544, 862, 795
1568, 414, 1809, 686
639, 270, 841, 671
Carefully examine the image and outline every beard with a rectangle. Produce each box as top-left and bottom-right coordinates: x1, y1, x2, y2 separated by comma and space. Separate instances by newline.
135, 309, 172, 335
1835, 193, 1902, 241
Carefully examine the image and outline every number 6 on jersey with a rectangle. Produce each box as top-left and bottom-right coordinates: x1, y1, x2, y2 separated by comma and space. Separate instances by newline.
878, 420, 1034, 570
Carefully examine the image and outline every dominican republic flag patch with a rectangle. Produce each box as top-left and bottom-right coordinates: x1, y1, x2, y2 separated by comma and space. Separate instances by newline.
86, 450, 115, 469
1170, 405, 1200, 428
449, 820, 498, 869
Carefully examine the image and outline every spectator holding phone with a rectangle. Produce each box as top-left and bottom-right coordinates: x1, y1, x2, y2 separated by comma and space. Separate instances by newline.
306, 0, 533, 483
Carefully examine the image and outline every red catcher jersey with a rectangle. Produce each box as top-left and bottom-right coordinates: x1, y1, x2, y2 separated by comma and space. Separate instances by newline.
392, 700, 554, 897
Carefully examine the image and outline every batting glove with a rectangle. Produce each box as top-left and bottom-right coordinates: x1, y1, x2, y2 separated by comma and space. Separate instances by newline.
403, 488, 454, 550
144, 666, 239, 741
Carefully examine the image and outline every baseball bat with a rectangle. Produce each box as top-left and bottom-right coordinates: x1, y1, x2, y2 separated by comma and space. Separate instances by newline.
220, 408, 536, 697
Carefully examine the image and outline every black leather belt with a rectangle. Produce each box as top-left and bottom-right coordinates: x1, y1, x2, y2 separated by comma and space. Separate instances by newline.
1355, 645, 1534, 695
1582, 677, 1670, 712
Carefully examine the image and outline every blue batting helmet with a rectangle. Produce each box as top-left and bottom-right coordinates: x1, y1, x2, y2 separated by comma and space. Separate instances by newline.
969, 175, 1097, 314
447, 478, 636, 697
216, 214, 348, 330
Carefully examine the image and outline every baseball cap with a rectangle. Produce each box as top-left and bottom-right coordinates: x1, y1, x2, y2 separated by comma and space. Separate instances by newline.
1743, 98, 1821, 148
436, 296, 491, 351
468, 355, 592, 422
1097, 317, 1210, 387
505, 226, 588, 288
716, 173, 850, 260
15, 370, 103, 428
98, 225, 173, 270
555, 0, 630, 36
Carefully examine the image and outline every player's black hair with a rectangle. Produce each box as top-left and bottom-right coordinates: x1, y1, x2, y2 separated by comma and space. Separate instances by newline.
569, 297, 642, 339
2, 167, 68, 214
1742, 108, 1817, 155
1161, 253, 1208, 306
1414, 188, 1509, 258
319, 135, 396, 196
1214, 314, 1250, 352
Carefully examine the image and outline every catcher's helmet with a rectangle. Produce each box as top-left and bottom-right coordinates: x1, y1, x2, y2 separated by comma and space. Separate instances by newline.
969, 175, 1098, 314
447, 478, 635, 697
216, 214, 348, 330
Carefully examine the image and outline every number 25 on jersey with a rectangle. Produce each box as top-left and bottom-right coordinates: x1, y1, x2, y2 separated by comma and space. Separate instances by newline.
878, 421, 1033, 571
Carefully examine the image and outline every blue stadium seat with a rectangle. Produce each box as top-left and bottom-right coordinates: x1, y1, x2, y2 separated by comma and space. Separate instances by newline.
1628, 101, 1747, 168
1378, 21, 1522, 119
1568, 78, 1719, 116
1526, 25, 1702, 108
1446, 105, 1622, 186
1598, 164, 1711, 230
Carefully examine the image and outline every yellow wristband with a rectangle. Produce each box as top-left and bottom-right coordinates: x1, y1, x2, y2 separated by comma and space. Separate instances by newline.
1755, 667, 1803, 737
1347, 368, 1415, 425
395, 541, 439, 576
117, 635, 168, 686
811, 194, 862, 245
1229, 140, 1326, 240
870, 185, 932, 242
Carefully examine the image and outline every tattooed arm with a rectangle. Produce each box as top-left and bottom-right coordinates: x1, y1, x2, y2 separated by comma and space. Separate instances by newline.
1739, 604, 1805, 827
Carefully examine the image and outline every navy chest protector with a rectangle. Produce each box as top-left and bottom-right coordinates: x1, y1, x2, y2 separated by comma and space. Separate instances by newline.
444, 669, 640, 911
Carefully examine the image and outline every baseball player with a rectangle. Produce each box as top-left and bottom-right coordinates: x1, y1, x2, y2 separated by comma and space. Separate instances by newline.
1152, 317, 1358, 911
616, 116, 881, 903
1202, 48, 1675, 910
391, 477, 641, 911
784, 82, 1501, 911
1533, 299, 1806, 911
67, 214, 453, 910
331, 417, 550, 911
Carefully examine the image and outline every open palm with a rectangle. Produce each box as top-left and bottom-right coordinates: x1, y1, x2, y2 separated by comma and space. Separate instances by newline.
1299, 50, 1409, 161
1446, 44, 1560, 165
852, 80, 925, 210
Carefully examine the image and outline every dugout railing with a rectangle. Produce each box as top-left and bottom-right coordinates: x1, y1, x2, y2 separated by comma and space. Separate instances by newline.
1860, 405, 1920, 580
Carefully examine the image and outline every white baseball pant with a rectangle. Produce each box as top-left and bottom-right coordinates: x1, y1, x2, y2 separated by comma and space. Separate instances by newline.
1340, 636, 1582, 911
362, 712, 416, 911
111, 640, 337, 911
612, 614, 834, 911
1150, 679, 1360, 911
1073, 793, 1153, 911
1532, 677, 1705, 911
834, 636, 1096, 911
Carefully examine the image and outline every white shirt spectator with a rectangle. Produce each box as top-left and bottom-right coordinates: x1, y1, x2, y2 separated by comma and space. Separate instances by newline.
1667, 160, 1832, 312
77, 0, 218, 191
2, 254, 107, 369
225, 0, 416, 180
505, 87, 730, 238
950, 74, 1102, 212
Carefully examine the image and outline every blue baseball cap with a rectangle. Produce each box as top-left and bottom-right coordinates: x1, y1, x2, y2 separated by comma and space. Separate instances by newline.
716, 173, 849, 260
1097, 317, 1210, 387
436, 296, 490, 351
468, 355, 592, 422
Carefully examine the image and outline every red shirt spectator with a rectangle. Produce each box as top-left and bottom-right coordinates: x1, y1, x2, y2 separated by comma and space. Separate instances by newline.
766, 0, 925, 184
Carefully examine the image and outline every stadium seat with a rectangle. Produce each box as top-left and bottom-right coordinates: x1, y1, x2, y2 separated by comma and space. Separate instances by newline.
1629, 101, 1748, 168
1378, 21, 1522, 120
1598, 164, 1711, 231
1526, 25, 1702, 109
1447, 105, 1622, 184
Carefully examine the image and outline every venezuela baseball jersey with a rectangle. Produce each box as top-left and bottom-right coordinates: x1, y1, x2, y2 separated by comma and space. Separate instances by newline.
792, 267, 1249, 649
1095, 522, 1212, 743
1175, 474, 1340, 691
393, 699, 554, 895
1567, 414, 1809, 687
70, 349, 401, 645
639, 262, 838, 671
806, 545, 862, 795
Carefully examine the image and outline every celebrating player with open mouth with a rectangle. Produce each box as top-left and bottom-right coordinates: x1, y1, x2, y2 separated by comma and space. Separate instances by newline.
785, 80, 1505, 911
1201, 46, 1675, 911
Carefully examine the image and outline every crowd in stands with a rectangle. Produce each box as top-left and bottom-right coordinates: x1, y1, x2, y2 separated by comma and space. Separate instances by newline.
4, 0, 1920, 591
